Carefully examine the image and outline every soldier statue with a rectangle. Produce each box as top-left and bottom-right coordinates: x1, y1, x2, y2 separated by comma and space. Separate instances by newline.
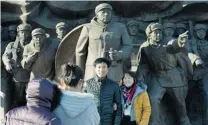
2, 23, 32, 108
126, 20, 144, 71
137, 23, 192, 125
188, 24, 208, 125
75, 3, 132, 82
54, 22, 69, 48
8, 25, 17, 41
176, 23, 187, 37
163, 22, 176, 42
21, 28, 57, 80
127, 20, 143, 47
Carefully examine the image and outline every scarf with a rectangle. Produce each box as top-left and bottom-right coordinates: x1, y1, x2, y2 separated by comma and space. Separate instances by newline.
123, 83, 136, 105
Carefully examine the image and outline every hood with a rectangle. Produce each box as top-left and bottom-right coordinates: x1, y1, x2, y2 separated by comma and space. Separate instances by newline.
134, 81, 147, 97
59, 90, 94, 118
26, 78, 54, 109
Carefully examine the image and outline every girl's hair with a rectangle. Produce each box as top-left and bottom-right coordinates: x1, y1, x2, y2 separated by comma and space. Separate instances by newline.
60, 63, 83, 87
120, 71, 137, 85
51, 84, 61, 111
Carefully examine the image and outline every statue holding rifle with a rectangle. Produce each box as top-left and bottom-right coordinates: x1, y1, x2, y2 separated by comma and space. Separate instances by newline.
2, 23, 32, 107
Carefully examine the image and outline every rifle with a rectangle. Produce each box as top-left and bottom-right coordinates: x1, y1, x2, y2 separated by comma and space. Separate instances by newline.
11, 36, 20, 73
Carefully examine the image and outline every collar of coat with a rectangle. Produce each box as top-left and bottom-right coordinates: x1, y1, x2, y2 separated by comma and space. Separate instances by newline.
95, 75, 108, 83
91, 17, 110, 27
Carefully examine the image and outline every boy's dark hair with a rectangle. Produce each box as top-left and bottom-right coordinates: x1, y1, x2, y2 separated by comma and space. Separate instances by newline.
93, 58, 111, 68
60, 63, 83, 87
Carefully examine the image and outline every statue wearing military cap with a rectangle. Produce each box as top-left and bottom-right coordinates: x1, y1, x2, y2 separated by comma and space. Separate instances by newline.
75, 2, 132, 84
126, 20, 145, 71
127, 20, 139, 36
163, 22, 176, 42
54, 22, 69, 48
188, 23, 208, 125
176, 23, 187, 36
8, 25, 17, 41
22, 28, 57, 81
2, 23, 32, 108
137, 22, 191, 125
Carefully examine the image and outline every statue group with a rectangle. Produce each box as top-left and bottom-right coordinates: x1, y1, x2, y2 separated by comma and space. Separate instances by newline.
1, 1, 208, 125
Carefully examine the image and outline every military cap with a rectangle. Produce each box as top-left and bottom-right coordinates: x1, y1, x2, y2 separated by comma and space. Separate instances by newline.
95, 3, 112, 14
163, 22, 176, 30
127, 20, 139, 27
176, 23, 186, 29
56, 22, 69, 29
145, 23, 162, 36
17, 23, 32, 32
194, 24, 207, 31
8, 25, 17, 31
31, 28, 46, 36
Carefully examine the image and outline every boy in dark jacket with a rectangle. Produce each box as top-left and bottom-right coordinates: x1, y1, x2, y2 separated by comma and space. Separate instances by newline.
5, 78, 61, 125
84, 58, 122, 125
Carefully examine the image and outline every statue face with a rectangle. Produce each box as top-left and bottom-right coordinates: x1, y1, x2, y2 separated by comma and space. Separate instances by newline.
56, 27, 68, 39
164, 28, 175, 37
195, 29, 206, 40
123, 73, 134, 88
8, 30, 16, 41
176, 28, 186, 36
32, 34, 45, 50
18, 30, 30, 44
94, 63, 108, 78
96, 8, 112, 24
128, 25, 138, 36
149, 29, 163, 43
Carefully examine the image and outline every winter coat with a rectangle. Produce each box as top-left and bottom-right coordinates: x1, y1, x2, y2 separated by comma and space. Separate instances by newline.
54, 90, 100, 125
84, 76, 122, 125
5, 79, 61, 125
121, 83, 151, 125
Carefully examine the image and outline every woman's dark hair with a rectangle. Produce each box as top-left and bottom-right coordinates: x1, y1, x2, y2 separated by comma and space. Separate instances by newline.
93, 58, 111, 68
60, 63, 83, 87
51, 84, 61, 111
120, 71, 137, 85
